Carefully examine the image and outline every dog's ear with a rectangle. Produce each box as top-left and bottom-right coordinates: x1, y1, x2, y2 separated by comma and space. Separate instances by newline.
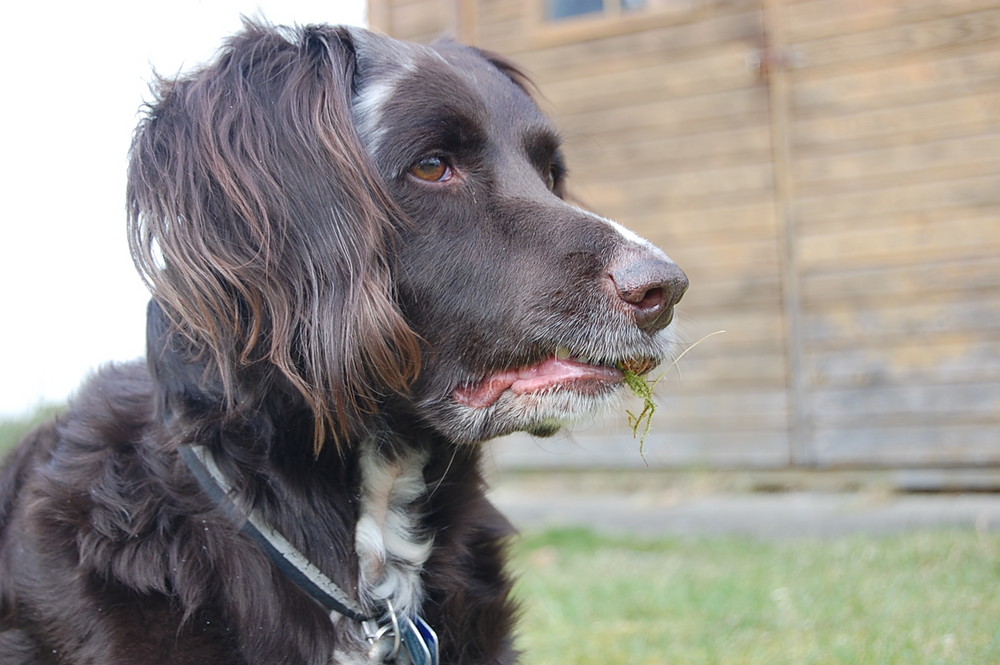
128, 21, 421, 452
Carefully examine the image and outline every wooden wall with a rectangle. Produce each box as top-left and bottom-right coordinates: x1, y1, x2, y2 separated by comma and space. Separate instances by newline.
779, 0, 1000, 467
368, 0, 1000, 469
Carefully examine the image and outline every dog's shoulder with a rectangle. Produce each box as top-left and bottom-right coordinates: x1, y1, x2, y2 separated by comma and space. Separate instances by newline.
1, 361, 179, 579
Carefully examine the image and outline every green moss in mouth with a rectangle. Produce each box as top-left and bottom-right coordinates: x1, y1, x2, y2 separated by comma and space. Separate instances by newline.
617, 330, 726, 463
619, 364, 657, 461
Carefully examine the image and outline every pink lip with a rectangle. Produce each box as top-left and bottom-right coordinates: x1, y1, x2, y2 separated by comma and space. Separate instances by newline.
453, 356, 622, 409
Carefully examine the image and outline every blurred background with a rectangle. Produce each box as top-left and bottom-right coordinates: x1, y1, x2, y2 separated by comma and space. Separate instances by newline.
1, 1, 998, 663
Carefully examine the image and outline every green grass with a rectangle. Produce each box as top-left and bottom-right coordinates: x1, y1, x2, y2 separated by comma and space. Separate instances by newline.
0, 404, 63, 456
512, 527, 1000, 665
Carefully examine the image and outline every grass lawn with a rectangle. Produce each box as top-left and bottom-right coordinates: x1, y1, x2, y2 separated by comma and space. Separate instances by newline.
512, 528, 1000, 665
0, 405, 63, 456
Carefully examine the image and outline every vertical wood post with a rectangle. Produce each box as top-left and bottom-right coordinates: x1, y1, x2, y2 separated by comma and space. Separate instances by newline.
453, 0, 480, 45
761, 0, 809, 467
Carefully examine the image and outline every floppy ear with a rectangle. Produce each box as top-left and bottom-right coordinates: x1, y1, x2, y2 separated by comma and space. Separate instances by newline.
128, 21, 421, 452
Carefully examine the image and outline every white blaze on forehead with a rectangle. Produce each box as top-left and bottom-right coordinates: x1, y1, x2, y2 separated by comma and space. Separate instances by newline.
348, 27, 421, 155
351, 74, 402, 152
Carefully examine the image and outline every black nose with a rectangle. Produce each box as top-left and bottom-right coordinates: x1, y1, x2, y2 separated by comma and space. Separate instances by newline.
609, 253, 688, 333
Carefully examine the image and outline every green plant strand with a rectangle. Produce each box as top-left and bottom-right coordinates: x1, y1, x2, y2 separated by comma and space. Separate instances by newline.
619, 366, 656, 461
618, 330, 726, 462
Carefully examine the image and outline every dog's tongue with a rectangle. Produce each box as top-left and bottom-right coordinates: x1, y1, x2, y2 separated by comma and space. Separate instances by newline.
454, 357, 621, 408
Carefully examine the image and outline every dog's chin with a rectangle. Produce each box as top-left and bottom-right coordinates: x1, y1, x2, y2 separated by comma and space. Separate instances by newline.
420, 336, 675, 444
427, 376, 630, 445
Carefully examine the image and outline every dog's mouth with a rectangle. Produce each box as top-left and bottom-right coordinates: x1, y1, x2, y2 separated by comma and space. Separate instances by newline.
453, 347, 658, 409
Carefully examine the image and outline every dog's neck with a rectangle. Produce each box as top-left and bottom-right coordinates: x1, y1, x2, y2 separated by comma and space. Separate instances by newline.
354, 439, 433, 619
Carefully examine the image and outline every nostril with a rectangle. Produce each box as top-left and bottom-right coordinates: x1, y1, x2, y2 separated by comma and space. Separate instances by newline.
609, 255, 688, 333
621, 285, 666, 311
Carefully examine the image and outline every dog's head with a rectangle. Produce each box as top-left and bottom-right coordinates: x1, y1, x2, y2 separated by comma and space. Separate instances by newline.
129, 21, 686, 449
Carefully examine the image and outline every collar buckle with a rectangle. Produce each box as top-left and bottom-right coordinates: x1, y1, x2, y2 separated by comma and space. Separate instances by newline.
363, 601, 440, 665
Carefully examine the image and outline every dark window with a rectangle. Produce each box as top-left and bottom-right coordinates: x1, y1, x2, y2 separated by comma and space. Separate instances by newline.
546, 0, 650, 21
547, 0, 604, 20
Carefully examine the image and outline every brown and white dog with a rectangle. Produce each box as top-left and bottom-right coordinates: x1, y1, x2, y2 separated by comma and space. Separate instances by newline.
0, 21, 686, 664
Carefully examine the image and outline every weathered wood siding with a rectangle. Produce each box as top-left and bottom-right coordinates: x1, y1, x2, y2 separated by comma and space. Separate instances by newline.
368, 0, 1000, 469
781, 0, 1000, 467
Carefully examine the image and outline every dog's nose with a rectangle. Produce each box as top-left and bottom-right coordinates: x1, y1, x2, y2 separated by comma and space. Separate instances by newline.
609, 253, 688, 333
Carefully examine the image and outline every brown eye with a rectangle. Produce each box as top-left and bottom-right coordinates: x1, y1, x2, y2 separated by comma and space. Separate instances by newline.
410, 156, 452, 182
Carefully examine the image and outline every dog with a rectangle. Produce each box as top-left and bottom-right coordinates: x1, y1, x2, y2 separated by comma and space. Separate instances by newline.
0, 21, 687, 664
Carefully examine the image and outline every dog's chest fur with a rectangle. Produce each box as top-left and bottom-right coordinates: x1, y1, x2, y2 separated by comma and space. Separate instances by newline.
327, 441, 432, 662
354, 441, 432, 617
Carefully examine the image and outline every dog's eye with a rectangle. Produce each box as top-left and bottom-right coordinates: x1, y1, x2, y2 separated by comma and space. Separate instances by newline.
410, 156, 453, 183
545, 163, 563, 193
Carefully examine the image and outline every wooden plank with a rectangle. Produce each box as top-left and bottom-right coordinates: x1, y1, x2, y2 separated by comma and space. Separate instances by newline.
645, 201, 778, 240
797, 213, 1000, 267
802, 297, 1000, 345
558, 85, 769, 137
798, 161, 1000, 199
379, 0, 452, 43
649, 345, 789, 390
367, 0, 392, 33
513, 4, 762, 66
478, 0, 521, 23
792, 47, 1000, 116
536, 44, 757, 115
673, 274, 784, 312
456, 0, 479, 45
575, 189, 774, 226
803, 338, 1000, 388
560, 115, 773, 169
792, 92, 998, 151
795, 176, 1000, 229
480, 17, 522, 47
669, 312, 784, 353
581, 193, 777, 249
794, 118, 999, 159
639, 390, 789, 430
558, 109, 773, 155
575, 164, 774, 223
636, 213, 779, 251
511, 8, 762, 75
809, 382, 1000, 425
572, 157, 778, 199
794, 133, 1000, 189
580, 161, 775, 208
812, 424, 1000, 468
790, 8, 1000, 73
800, 256, 1000, 303
762, 0, 805, 465
785, 0, 1000, 44
566, 128, 772, 185
388, 0, 453, 41
644, 239, 780, 283
490, 429, 792, 470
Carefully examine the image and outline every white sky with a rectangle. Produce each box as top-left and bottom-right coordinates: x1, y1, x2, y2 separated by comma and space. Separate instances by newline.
0, 0, 366, 417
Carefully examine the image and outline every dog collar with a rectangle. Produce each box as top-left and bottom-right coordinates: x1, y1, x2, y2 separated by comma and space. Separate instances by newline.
180, 444, 370, 620
179, 444, 440, 664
